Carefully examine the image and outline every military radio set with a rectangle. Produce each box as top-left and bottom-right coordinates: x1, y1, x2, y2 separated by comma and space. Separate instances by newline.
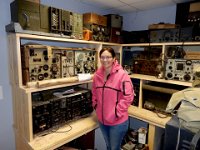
10, 0, 83, 39
32, 87, 93, 135
9, 0, 123, 43
122, 22, 200, 44
21, 44, 97, 85
165, 59, 200, 82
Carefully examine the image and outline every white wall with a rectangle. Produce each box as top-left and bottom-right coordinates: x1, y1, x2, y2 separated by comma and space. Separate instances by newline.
122, 5, 176, 31
0, 0, 15, 149
0, 0, 177, 149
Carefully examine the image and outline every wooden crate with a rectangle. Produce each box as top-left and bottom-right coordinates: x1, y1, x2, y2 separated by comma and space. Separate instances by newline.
83, 13, 99, 25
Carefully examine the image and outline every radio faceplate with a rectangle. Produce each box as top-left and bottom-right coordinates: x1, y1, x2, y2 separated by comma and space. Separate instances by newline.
74, 50, 97, 75
21, 45, 97, 85
60, 50, 75, 78
165, 59, 200, 82
21, 45, 61, 84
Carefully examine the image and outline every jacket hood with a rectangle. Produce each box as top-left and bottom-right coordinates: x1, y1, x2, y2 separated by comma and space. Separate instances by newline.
96, 60, 122, 76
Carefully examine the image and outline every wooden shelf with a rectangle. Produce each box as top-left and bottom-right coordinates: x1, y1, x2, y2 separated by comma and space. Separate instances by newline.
128, 105, 171, 128
122, 41, 200, 46
28, 113, 98, 150
130, 74, 192, 87
9, 33, 120, 46
22, 80, 93, 93
8, 30, 199, 150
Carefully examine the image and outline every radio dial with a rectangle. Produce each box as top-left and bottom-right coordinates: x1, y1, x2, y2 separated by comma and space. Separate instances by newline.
38, 74, 44, 81
167, 73, 173, 79
44, 73, 49, 78
43, 64, 49, 71
184, 74, 191, 81
44, 56, 49, 61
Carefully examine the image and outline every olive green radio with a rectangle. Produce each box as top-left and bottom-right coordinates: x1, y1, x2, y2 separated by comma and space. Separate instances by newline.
10, 0, 49, 32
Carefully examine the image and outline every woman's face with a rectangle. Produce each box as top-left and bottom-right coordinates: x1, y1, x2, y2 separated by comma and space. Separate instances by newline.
100, 50, 115, 69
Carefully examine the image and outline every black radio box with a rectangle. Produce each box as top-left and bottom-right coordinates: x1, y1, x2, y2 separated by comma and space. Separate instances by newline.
105, 14, 123, 28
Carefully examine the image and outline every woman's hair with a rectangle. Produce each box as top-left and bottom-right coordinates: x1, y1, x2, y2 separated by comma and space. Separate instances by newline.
99, 47, 116, 58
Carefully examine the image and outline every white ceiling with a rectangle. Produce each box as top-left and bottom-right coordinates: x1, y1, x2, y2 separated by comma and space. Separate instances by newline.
78, 0, 192, 13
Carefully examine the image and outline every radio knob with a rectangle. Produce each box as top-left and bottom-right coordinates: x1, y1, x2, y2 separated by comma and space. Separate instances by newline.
38, 74, 44, 81
44, 56, 48, 61
52, 58, 57, 63
184, 74, 191, 81
38, 68, 42, 72
43, 65, 49, 71
169, 66, 173, 70
167, 73, 173, 79
44, 73, 49, 78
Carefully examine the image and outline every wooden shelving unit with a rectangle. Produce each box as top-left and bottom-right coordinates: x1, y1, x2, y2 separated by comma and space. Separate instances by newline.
7, 32, 121, 150
7, 30, 200, 150
122, 42, 200, 150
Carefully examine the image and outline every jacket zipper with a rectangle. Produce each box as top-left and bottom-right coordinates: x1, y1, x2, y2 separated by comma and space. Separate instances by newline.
102, 74, 110, 124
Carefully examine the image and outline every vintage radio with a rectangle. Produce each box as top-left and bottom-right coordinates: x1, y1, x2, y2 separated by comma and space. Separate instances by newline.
124, 30, 149, 43
61, 9, 73, 35
32, 101, 52, 134
21, 45, 61, 85
50, 97, 67, 126
39, 4, 50, 33
165, 59, 200, 82
32, 87, 93, 135
133, 59, 161, 76
150, 28, 180, 43
179, 27, 193, 42
59, 49, 75, 78
105, 14, 123, 28
84, 24, 109, 42
72, 12, 83, 39
109, 27, 121, 43
83, 12, 109, 42
10, 0, 41, 31
165, 46, 186, 59
21, 44, 98, 85
74, 49, 97, 75
50, 47, 75, 78
192, 22, 200, 41
50, 7, 74, 35
121, 31, 132, 44
49, 7, 61, 33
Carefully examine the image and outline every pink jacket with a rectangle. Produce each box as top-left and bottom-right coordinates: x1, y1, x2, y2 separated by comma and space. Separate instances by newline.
92, 61, 134, 125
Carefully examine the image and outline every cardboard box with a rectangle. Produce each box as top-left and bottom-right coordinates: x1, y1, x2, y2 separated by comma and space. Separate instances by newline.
138, 127, 147, 144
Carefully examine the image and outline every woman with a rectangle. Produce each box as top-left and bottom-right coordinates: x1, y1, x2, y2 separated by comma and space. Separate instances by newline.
92, 47, 134, 150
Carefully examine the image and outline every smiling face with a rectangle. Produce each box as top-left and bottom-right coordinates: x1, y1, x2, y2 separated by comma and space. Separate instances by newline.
100, 50, 115, 70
